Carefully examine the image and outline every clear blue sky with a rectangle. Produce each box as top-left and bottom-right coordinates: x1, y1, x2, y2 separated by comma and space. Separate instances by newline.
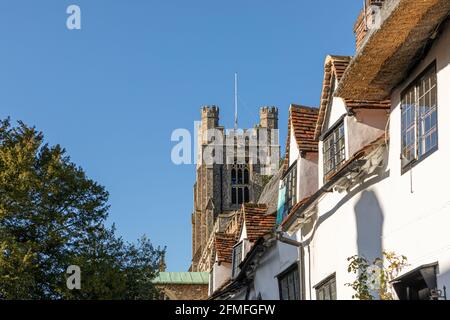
0, 1, 361, 271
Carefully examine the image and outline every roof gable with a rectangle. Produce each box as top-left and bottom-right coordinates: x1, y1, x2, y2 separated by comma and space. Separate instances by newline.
237, 204, 276, 243
214, 233, 236, 264
315, 55, 391, 139
284, 105, 319, 170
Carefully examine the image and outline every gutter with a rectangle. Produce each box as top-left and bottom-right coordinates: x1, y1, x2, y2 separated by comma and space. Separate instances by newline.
276, 232, 306, 300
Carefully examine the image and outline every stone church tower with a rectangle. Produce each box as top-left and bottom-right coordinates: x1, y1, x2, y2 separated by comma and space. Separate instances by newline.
190, 106, 279, 272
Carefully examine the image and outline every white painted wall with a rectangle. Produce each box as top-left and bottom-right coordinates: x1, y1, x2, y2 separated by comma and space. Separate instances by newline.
346, 109, 388, 156
289, 125, 300, 167
297, 22, 450, 300
211, 259, 232, 294
298, 153, 318, 202
247, 240, 299, 300
325, 81, 347, 130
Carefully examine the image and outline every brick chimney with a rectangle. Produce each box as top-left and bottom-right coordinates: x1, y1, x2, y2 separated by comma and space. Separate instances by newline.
354, 0, 386, 51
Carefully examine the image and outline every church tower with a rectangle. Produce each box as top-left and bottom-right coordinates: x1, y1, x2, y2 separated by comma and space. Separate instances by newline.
190, 105, 279, 272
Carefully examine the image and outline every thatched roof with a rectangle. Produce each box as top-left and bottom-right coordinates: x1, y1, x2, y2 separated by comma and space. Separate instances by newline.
336, 0, 450, 101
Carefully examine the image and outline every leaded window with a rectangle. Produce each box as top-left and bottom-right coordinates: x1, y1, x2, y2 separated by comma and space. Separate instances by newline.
231, 242, 243, 278
323, 122, 345, 176
281, 162, 297, 220
401, 63, 438, 168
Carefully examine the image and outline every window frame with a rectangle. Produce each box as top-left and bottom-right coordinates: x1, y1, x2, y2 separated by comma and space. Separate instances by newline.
401, 61, 438, 174
277, 263, 301, 300
231, 165, 251, 205
280, 161, 297, 220
322, 120, 346, 179
314, 273, 337, 300
231, 241, 243, 278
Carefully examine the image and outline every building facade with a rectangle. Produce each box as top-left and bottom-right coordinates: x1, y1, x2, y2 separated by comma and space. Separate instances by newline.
207, 0, 450, 301
191, 106, 280, 272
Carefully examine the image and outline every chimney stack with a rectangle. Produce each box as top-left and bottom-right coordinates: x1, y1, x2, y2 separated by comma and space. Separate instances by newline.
354, 0, 386, 51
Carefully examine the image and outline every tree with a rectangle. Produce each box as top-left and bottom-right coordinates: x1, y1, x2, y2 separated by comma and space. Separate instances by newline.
0, 119, 164, 299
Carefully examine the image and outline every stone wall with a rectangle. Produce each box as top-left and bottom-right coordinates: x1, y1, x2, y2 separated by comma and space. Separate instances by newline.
157, 284, 208, 300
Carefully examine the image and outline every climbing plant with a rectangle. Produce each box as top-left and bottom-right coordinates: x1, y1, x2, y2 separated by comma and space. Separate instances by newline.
346, 251, 408, 300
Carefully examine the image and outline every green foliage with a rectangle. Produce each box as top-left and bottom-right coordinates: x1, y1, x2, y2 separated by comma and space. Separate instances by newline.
0, 119, 165, 299
346, 251, 408, 300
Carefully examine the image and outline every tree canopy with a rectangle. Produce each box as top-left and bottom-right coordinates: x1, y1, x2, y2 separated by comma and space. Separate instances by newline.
0, 119, 165, 299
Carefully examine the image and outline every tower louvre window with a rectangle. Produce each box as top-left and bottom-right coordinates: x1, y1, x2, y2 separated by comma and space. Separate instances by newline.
231, 165, 250, 205
237, 187, 243, 204
244, 187, 250, 203
243, 169, 249, 184
237, 169, 243, 184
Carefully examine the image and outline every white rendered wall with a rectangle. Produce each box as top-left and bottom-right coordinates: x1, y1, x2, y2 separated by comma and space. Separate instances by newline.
299, 22, 450, 300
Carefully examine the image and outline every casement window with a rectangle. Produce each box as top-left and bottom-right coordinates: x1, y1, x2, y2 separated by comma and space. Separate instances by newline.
323, 122, 345, 176
315, 274, 337, 300
278, 265, 300, 300
401, 63, 438, 169
231, 241, 243, 278
280, 161, 297, 220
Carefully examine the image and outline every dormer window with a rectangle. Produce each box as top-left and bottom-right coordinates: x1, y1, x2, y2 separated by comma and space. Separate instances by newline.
323, 122, 345, 177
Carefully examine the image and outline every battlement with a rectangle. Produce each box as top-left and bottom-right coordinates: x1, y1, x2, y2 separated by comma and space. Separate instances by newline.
201, 105, 220, 118
260, 106, 278, 115
260, 106, 278, 129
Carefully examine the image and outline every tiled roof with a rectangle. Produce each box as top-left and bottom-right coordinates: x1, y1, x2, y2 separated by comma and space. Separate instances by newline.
290, 105, 319, 152
284, 105, 319, 170
315, 55, 392, 139
152, 272, 209, 285
214, 233, 236, 264
280, 196, 311, 228
241, 204, 276, 243
315, 55, 352, 140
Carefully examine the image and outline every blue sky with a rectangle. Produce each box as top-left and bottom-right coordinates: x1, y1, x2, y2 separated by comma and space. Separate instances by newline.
0, 1, 361, 271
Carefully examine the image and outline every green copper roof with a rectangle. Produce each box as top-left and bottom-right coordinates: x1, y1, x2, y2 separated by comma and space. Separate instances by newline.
152, 272, 209, 285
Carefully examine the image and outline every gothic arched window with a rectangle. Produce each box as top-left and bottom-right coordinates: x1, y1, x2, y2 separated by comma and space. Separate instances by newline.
231, 169, 237, 185
232, 187, 237, 204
